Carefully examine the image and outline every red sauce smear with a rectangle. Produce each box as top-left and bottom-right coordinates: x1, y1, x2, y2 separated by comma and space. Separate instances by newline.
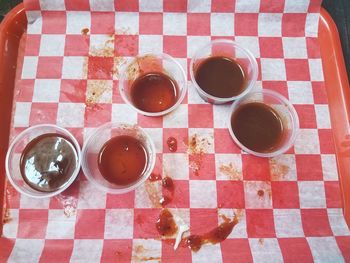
167, 137, 177, 152
156, 209, 178, 236
160, 176, 175, 206
148, 173, 162, 182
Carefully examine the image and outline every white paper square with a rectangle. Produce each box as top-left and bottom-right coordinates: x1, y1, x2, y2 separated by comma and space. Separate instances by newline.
57, 103, 85, 128
46, 210, 76, 239
132, 239, 161, 260
115, 12, 139, 34
39, 35, 65, 56
269, 154, 297, 181
188, 0, 211, 12
187, 36, 211, 58
287, 81, 314, 104
112, 103, 137, 124
190, 180, 217, 208
89, 34, 114, 57
261, 59, 286, 81
305, 13, 319, 37
249, 238, 284, 263
211, 13, 234, 36
188, 82, 207, 104
327, 208, 350, 236
77, 180, 107, 209
3, 209, 19, 238
298, 181, 326, 208
213, 104, 231, 128
33, 79, 61, 103
20, 194, 50, 209
163, 104, 188, 128
66, 11, 91, 34
163, 13, 187, 36
144, 128, 163, 153
8, 239, 45, 263
62, 57, 87, 79
215, 154, 242, 181
139, 35, 163, 54
89, 0, 114, 11
27, 11, 42, 34
163, 153, 189, 180
321, 154, 339, 181
105, 209, 133, 239
294, 129, 320, 154
71, 240, 103, 262
135, 180, 162, 208
274, 209, 304, 237
284, 0, 309, 13
282, 37, 307, 59
139, 0, 163, 12
192, 244, 222, 263
309, 59, 324, 81
14, 102, 31, 127
86, 80, 113, 103
315, 104, 331, 129
235, 36, 260, 58
235, 0, 260, 12
40, 0, 65, 10
218, 208, 247, 238
244, 181, 272, 209
21, 57, 38, 79
307, 237, 344, 263
258, 14, 282, 37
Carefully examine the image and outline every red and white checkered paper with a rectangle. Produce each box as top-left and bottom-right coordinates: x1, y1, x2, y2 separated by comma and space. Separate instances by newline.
1, 0, 350, 262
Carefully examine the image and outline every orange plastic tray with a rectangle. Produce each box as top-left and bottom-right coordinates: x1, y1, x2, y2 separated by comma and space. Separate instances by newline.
0, 5, 349, 235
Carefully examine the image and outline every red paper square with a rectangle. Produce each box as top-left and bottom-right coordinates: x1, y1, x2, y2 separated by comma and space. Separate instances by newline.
246, 209, 275, 237
60, 80, 87, 103
91, 12, 115, 34
106, 192, 135, 208
6, 185, 20, 209
101, 240, 133, 263
211, 0, 235, 12
285, 59, 310, 81
88, 56, 114, 80
301, 209, 333, 236
296, 154, 323, 180
16, 79, 35, 102
24, 0, 40, 10
221, 239, 253, 263
306, 37, 321, 58
66, 128, 84, 145
324, 181, 342, 208
64, 0, 90, 10
75, 209, 105, 239
40, 240, 74, 263
0, 238, 15, 261
242, 155, 270, 181
18, 209, 48, 238
260, 0, 284, 12
163, 36, 187, 58
282, 14, 307, 37
37, 57, 63, 79
139, 13, 163, 35
214, 128, 241, 153
308, 0, 322, 13
262, 81, 289, 99
271, 181, 300, 208
259, 37, 283, 58
318, 129, 335, 154
138, 114, 163, 128
152, 153, 163, 177
163, 128, 188, 153
188, 104, 213, 128
114, 0, 139, 11
312, 81, 328, 104
162, 239, 192, 263
190, 208, 218, 235
335, 236, 350, 262
85, 104, 112, 127
24, 35, 41, 56
217, 181, 245, 208
65, 35, 90, 56
294, 105, 317, 129
189, 153, 215, 179
30, 103, 58, 125
163, 180, 189, 208
187, 14, 211, 36
42, 11, 67, 34
278, 238, 313, 263
163, 0, 188, 12
234, 14, 258, 36
134, 208, 161, 238
115, 35, 139, 56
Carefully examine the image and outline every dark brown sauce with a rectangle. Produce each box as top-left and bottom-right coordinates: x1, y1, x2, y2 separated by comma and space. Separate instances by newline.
185, 216, 238, 252
156, 209, 178, 236
98, 135, 147, 185
231, 102, 284, 152
166, 137, 177, 152
20, 134, 78, 192
131, 72, 178, 113
195, 56, 245, 98
160, 176, 175, 206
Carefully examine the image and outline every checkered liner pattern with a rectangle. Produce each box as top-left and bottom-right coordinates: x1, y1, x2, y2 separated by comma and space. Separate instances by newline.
1, 0, 350, 262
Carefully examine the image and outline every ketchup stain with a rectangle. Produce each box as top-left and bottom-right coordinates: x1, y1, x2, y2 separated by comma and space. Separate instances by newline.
148, 173, 162, 182
257, 189, 265, 198
98, 135, 147, 185
167, 137, 177, 152
131, 72, 178, 113
160, 176, 175, 206
156, 209, 178, 236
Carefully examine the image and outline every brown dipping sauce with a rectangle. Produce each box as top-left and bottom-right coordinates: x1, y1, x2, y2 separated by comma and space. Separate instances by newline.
98, 135, 148, 185
20, 134, 78, 192
231, 102, 284, 152
195, 56, 245, 98
131, 72, 178, 113
156, 209, 178, 236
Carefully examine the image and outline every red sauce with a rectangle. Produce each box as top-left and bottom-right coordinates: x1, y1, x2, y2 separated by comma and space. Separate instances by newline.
148, 173, 162, 182
81, 28, 89, 35
166, 137, 177, 152
160, 177, 175, 206
98, 135, 147, 185
257, 190, 264, 197
130, 72, 178, 113
156, 209, 178, 236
